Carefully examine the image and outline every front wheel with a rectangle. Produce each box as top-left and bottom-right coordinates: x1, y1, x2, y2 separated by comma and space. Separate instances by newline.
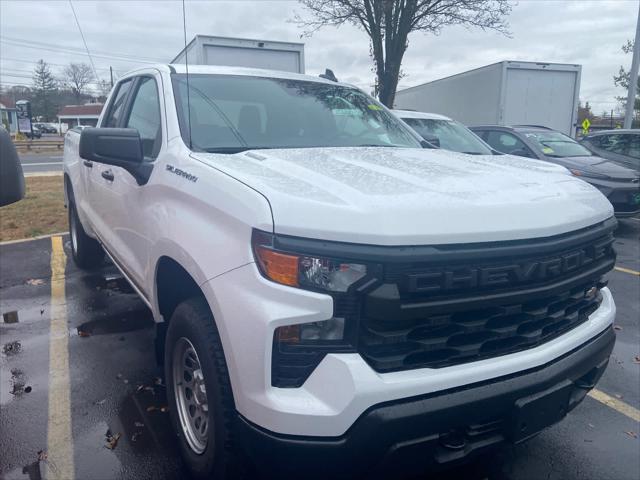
164, 297, 242, 479
68, 199, 103, 269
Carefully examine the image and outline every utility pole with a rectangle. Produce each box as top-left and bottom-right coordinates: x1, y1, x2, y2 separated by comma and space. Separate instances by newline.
624, 2, 640, 129
110, 66, 114, 88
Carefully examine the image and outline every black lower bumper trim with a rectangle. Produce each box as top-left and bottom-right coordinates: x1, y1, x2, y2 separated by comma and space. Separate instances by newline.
235, 327, 615, 479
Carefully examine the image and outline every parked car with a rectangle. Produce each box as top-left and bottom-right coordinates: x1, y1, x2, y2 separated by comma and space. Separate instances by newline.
393, 109, 495, 154
471, 125, 640, 217
33, 122, 58, 134
580, 129, 639, 171
64, 65, 617, 479
23, 127, 42, 139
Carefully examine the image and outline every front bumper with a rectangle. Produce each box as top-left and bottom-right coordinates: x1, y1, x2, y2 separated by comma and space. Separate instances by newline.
590, 181, 640, 216
235, 326, 615, 479
204, 259, 616, 437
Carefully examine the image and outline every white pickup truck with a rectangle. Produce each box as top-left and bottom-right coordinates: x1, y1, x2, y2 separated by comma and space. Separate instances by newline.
64, 65, 617, 479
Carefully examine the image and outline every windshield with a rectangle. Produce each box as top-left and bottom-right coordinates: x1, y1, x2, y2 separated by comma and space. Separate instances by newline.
172, 74, 421, 152
522, 130, 592, 158
401, 117, 492, 155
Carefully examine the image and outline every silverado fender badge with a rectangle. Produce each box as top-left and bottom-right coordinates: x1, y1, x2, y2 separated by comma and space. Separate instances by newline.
166, 164, 198, 183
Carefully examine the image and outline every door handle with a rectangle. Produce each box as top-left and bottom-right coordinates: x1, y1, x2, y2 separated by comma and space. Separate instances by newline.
101, 170, 115, 182
83, 160, 93, 168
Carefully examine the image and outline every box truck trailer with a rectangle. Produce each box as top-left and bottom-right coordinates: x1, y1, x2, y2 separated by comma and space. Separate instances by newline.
172, 35, 305, 74
394, 61, 581, 136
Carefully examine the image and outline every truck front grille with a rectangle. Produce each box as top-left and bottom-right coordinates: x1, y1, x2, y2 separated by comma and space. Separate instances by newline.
356, 220, 616, 373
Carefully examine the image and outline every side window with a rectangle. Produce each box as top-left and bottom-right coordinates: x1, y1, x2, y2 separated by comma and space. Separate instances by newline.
485, 131, 534, 157
599, 134, 629, 155
625, 135, 640, 159
102, 79, 134, 127
125, 77, 162, 159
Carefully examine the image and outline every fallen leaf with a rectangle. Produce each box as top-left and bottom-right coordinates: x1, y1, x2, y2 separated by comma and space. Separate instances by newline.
624, 431, 638, 439
77, 330, 91, 338
633, 355, 640, 364
26, 279, 45, 286
615, 394, 623, 399
105, 432, 121, 450
613, 325, 622, 331
37, 450, 47, 461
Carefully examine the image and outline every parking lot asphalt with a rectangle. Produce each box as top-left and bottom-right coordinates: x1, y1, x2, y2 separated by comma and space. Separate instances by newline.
0, 219, 638, 480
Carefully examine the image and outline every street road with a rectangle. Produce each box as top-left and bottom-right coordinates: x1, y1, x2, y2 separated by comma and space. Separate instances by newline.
20, 154, 63, 174
0, 219, 638, 480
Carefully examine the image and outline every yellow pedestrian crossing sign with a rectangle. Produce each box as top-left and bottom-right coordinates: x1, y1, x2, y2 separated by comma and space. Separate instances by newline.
582, 118, 591, 134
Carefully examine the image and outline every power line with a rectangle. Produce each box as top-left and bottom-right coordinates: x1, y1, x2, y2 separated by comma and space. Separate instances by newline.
1, 35, 164, 63
0, 38, 160, 65
68, 0, 100, 81
1, 57, 116, 73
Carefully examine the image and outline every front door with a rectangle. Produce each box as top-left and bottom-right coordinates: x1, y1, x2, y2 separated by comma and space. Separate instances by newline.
89, 74, 164, 292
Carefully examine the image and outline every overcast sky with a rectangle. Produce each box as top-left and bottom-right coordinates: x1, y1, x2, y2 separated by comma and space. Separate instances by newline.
0, 0, 637, 113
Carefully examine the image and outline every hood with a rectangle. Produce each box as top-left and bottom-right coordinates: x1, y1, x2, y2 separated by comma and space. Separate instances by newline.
193, 147, 613, 245
550, 155, 639, 180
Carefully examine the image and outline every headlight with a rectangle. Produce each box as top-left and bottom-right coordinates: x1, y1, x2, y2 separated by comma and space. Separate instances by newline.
252, 230, 372, 387
252, 230, 368, 292
569, 169, 609, 180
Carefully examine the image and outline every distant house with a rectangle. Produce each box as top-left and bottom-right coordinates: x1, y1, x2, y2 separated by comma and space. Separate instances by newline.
58, 103, 104, 128
0, 98, 18, 135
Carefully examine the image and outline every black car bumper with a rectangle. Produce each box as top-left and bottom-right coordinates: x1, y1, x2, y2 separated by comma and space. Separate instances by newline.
592, 183, 640, 216
235, 326, 615, 479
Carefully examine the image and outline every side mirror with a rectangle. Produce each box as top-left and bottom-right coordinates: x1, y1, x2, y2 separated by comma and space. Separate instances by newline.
80, 128, 152, 185
420, 134, 440, 149
510, 148, 533, 158
0, 127, 25, 207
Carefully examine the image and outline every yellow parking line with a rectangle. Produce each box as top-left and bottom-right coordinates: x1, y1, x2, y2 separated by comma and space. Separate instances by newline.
45, 236, 75, 480
614, 266, 640, 276
588, 389, 640, 423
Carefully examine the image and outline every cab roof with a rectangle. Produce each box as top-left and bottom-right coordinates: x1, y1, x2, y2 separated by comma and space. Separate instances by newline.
392, 109, 452, 121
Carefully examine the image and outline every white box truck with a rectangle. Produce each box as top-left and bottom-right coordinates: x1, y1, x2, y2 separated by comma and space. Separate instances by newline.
172, 35, 305, 74
394, 61, 581, 136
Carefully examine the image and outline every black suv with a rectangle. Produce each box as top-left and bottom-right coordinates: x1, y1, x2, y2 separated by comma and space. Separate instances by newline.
470, 125, 640, 218
580, 129, 639, 171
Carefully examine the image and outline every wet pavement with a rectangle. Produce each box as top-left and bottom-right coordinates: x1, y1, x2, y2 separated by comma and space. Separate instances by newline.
0, 219, 639, 480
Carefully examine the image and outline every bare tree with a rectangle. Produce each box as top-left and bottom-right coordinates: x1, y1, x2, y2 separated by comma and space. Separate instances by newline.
297, 0, 511, 106
63, 62, 94, 102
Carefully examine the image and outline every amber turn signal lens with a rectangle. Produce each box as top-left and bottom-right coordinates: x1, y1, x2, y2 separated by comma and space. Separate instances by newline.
275, 325, 301, 343
255, 246, 299, 287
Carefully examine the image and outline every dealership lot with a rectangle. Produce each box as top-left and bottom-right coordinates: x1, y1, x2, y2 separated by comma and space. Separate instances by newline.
0, 219, 638, 480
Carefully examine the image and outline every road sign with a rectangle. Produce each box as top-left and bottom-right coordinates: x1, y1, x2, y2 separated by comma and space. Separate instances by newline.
582, 118, 591, 134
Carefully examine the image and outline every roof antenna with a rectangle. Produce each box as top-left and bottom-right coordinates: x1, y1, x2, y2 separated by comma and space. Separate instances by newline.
182, 0, 192, 149
319, 69, 338, 82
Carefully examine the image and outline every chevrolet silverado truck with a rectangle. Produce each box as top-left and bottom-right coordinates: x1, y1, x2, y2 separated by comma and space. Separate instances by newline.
63, 65, 617, 479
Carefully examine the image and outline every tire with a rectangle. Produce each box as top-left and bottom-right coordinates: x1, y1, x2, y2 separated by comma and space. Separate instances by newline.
164, 297, 243, 480
68, 196, 104, 269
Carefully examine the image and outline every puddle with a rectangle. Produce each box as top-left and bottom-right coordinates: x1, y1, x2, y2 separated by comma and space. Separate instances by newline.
3, 310, 19, 323
75, 308, 153, 336
3, 340, 22, 356
83, 274, 135, 295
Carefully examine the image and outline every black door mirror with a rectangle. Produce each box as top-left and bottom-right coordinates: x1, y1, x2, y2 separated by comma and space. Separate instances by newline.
0, 127, 25, 207
80, 128, 152, 185
510, 148, 534, 158
420, 134, 440, 149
